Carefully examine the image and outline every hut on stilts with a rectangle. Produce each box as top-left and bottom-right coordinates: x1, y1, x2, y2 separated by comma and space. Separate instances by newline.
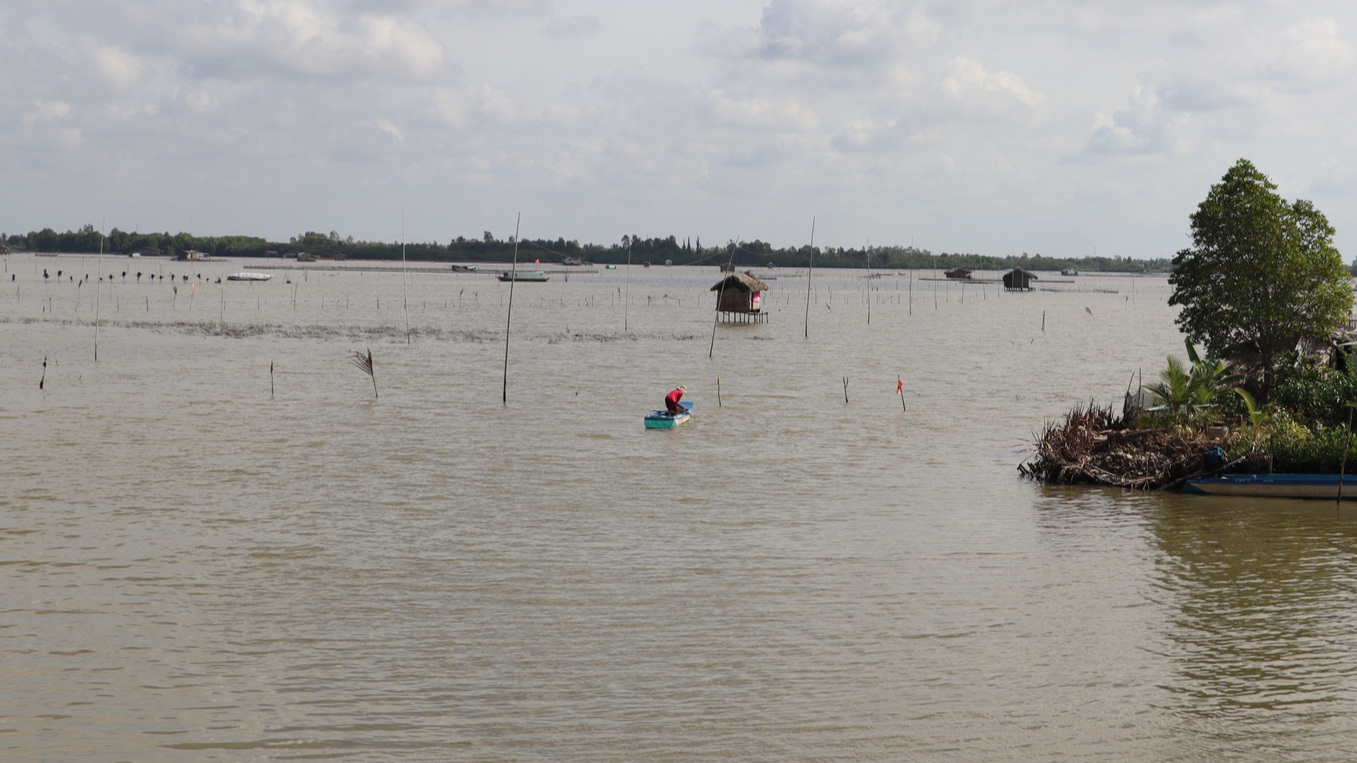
1003, 267, 1038, 291
711, 271, 770, 323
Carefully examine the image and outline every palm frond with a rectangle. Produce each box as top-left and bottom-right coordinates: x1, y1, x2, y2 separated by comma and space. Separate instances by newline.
350, 347, 377, 398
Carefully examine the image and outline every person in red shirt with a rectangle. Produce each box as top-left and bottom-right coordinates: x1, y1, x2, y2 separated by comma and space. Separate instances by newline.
665, 385, 686, 415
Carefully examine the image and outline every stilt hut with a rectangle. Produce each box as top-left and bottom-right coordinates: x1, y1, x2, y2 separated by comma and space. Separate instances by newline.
1003, 267, 1038, 291
943, 267, 972, 280
711, 271, 770, 323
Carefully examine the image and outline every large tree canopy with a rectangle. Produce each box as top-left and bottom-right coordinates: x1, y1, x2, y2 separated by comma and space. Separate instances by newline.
1169, 159, 1352, 371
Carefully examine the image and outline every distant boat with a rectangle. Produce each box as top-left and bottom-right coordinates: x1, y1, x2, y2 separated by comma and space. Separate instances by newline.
498, 271, 549, 282
227, 272, 272, 281
644, 401, 693, 429
451, 265, 478, 272
1061, 267, 1079, 276
1184, 473, 1357, 499
605, 264, 617, 269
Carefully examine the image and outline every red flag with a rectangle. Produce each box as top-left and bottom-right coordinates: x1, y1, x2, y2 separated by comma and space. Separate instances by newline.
896, 377, 903, 394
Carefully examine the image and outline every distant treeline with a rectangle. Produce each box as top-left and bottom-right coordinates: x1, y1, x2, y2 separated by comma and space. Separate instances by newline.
1, 225, 1174, 273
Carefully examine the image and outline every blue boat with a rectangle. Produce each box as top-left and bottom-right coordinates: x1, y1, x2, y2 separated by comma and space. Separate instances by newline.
644, 401, 693, 429
1183, 473, 1357, 500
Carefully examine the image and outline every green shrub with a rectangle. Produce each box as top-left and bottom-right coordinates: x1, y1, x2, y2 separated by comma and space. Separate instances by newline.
1271, 358, 1357, 427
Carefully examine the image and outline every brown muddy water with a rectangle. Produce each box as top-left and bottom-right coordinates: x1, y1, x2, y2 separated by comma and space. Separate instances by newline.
4, 253, 1357, 761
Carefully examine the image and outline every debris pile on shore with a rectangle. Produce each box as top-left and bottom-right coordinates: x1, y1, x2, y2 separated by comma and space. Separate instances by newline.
1019, 402, 1216, 490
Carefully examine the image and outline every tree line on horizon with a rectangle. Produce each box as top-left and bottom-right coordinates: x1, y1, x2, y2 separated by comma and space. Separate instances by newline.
1, 225, 1174, 273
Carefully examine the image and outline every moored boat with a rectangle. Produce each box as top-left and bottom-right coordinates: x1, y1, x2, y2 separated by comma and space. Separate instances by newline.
1183, 473, 1357, 499
226, 272, 272, 281
644, 401, 693, 429
498, 271, 549, 282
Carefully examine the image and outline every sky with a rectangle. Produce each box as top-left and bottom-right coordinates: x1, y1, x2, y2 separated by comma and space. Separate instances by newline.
3, 0, 1356, 259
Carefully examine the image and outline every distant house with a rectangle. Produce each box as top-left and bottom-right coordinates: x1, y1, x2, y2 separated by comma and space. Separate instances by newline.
1003, 267, 1038, 291
1061, 267, 1078, 276
711, 271, 771, 323
177, 249, 205, 261
943, 267, 972, 280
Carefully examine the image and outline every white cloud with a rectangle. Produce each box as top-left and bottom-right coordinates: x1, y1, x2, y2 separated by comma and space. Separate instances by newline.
430, 83, 518, 128
542, 15, 601, 40
1086, 86, 1171, 155
1273, 17, 1354, 85
940, 57, 1043, 108
177, 0, 447, 81
376, 118, 404, 142
21, 100, 83, 151
711, 92, 820, 131
348, 0, 548, 15
87, 40, 148, 92
752, 0, 909, 67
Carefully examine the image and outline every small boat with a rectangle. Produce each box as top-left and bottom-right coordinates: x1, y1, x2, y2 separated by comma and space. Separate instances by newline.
605, 264, 617, 269
227, 272, 272, 281
644, 401, 693, 429
451, 265, 479, 272
1184, 473, 1357, 499
498, 271, 549, 282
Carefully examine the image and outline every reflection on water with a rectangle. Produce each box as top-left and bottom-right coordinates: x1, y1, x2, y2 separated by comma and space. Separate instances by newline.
5, 254, 1357, 760
1149, 496, 1357, 759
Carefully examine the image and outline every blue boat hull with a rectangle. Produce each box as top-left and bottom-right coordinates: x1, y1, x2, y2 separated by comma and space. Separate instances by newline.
1184, 473, 1357, 500
644, 401, 693, 429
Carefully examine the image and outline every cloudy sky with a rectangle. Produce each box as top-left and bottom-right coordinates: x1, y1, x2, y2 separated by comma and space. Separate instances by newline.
3, 0, 1355, 258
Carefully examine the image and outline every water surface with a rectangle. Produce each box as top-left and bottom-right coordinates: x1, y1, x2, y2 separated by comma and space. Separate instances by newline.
4, 254, 1357, 761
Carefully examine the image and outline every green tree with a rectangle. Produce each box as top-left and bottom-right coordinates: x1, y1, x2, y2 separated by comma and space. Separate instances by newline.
1169, 159, 1352, 393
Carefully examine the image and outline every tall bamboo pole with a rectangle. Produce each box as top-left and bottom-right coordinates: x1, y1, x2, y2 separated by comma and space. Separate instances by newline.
624, 240, 632, 332
803, 217, 816, 339
401, 213, 410, 344
94, 215, 104, 361
709, 243, 736, 358
502, 213, 522, 405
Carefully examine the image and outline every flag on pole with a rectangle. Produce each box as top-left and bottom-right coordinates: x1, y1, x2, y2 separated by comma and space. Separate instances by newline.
896, 377, 903, 394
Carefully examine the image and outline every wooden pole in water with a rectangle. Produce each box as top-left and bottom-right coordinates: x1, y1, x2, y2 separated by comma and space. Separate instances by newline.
717, 376, 722, 407
270, 361, 275, 398
804, 217, 815, 339
710, 243, 736, 359
843, 376, 849, 403
623, 240, 632, 332
401, 213, 410, 344
502, 212, 522, 405
94, 216, 104, 361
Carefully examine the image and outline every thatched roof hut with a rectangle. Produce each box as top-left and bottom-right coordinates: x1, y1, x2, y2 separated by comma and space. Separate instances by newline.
711, 271, 770, 318
1003, 267, 1038, 291
943, 267, 972, 280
